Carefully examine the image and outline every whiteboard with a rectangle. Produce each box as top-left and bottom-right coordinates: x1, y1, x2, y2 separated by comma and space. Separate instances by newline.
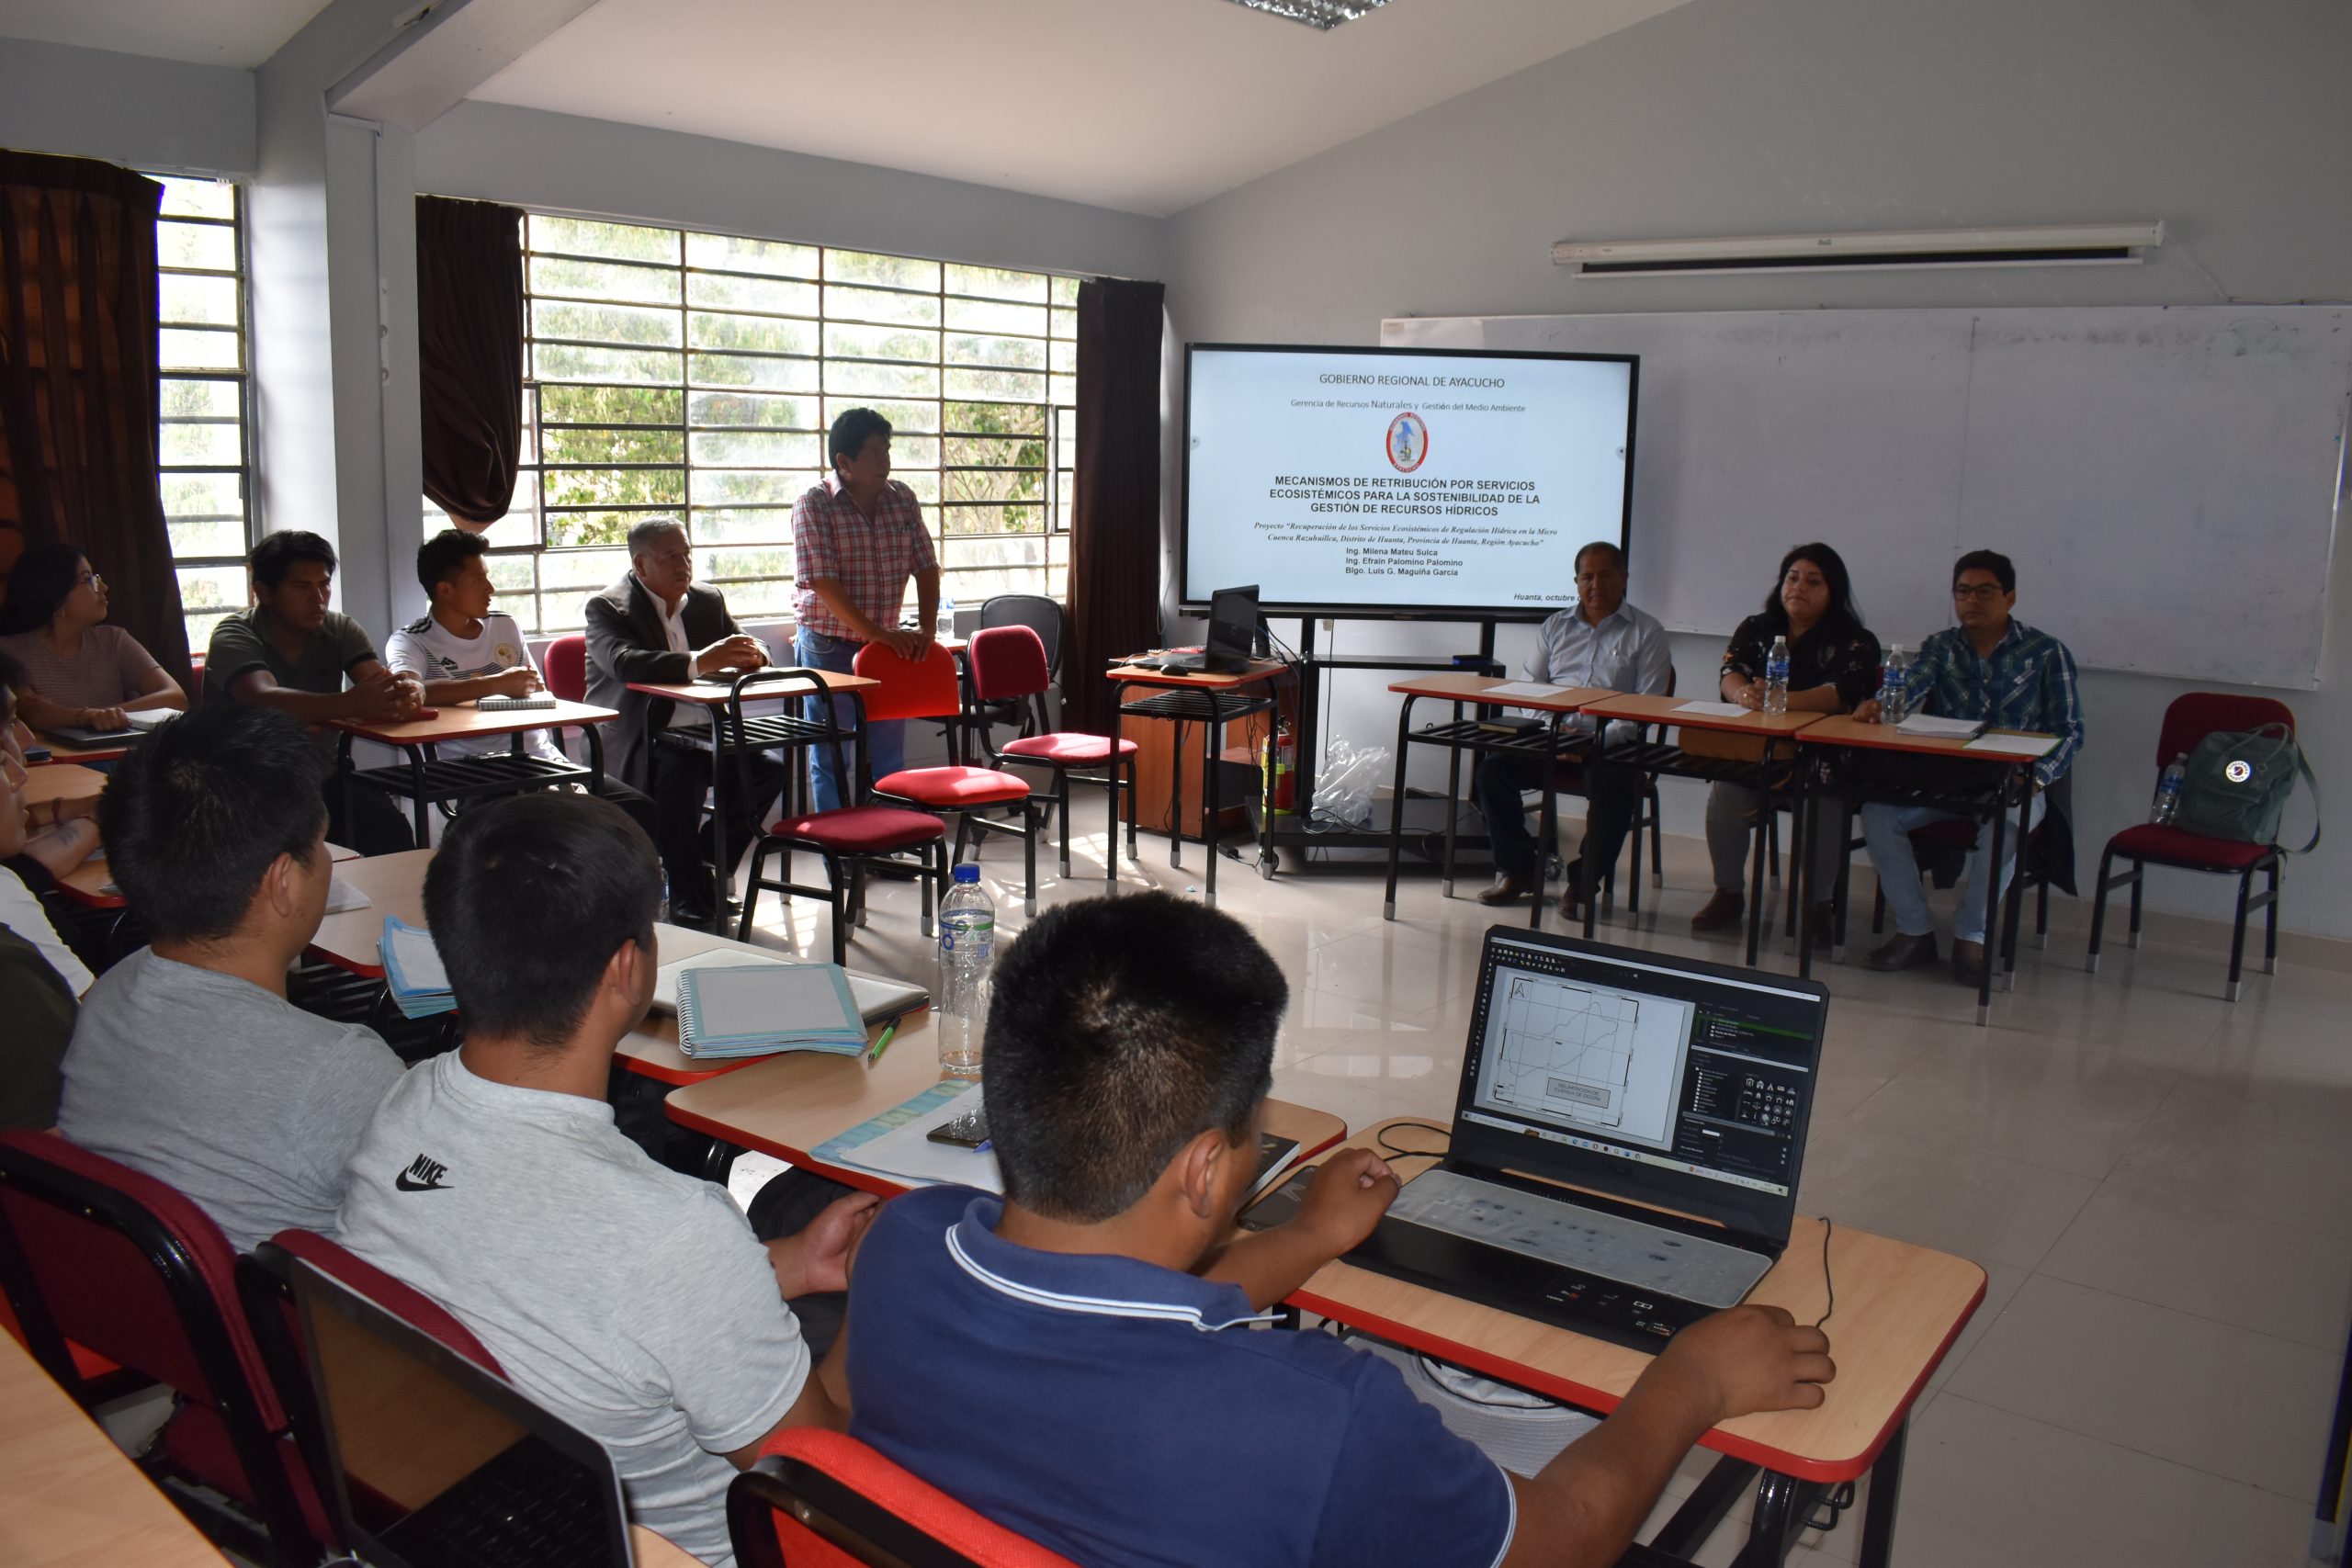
1383, 308, 2352, 689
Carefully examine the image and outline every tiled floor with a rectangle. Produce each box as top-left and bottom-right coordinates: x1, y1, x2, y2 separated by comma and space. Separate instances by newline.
740, 818, 2349, 1568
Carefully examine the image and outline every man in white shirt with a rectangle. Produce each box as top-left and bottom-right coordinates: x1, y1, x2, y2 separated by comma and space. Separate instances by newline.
1473, 542, 1672, 913
387, 530, 657, 839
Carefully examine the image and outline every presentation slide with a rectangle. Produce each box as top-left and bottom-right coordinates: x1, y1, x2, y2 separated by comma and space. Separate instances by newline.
1182, 345, 1634, 615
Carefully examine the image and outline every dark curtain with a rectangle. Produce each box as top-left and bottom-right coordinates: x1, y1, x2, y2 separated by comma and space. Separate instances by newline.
1062, 278, 1165, 736
416, 195, 526, 526
0, 150, 190, 688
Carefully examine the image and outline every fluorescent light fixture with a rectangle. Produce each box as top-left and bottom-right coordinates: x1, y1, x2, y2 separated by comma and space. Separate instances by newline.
1553, 222, 2166, 277
1222, 0, 1392, 30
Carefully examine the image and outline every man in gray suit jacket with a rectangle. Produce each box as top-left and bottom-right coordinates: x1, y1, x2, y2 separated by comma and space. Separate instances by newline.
583, 518, 782, 925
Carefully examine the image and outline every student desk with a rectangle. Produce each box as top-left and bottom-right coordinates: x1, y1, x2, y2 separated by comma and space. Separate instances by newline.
664, 1034, 1347, 1200
1377, 674, 1618, 925
28, 735, 133, 765
1106, 659, 1290, 903
1796, 716, 2058, 1023
1288, 1121, 1984, 1568
300, 845, 908, 1086
329, 698, 618, 845
20, 762, 106, 812
626, 670, 878, 929
0, 1329, 231, 1566
1580, 696, 1826, 966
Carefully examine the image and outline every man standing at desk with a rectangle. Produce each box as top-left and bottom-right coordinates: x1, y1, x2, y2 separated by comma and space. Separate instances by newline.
204, 529, 423, 855
789, 408, 940, 813
1857, 550, 2082, 986
1474, 542, 1671, 912
583, 518, 775, 927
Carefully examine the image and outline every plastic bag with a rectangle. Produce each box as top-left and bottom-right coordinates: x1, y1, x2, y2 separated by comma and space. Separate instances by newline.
1312, 739, 1391, 829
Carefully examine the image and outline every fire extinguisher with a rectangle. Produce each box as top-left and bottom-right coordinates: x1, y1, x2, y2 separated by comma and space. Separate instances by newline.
1271, 719, 1297, 815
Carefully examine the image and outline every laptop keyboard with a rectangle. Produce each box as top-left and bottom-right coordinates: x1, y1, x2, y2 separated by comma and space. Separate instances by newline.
1387, 1168, 1770, 1308
383, 1436, 622, 1568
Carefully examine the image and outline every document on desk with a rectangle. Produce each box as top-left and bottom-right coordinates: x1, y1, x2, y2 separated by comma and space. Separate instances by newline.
1674, 700, 1751, 718
1962, 733, 2056, 759
811, 1079, 1003, 1192
322, 876, 370, 915
1485, 682, 1572, 701
1896, 715, 1985, 739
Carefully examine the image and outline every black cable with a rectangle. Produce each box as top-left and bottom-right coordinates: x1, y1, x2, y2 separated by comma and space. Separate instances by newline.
1376, 1121, 1453, 1160
1814, 1217, 1836, 1330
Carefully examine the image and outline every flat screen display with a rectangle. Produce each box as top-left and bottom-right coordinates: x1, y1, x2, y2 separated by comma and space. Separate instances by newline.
1181, 344, 1636, 618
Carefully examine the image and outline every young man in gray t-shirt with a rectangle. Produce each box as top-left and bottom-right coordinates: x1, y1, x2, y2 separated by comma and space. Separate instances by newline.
335, 794, 874, 1568
58, 705, 404, 1251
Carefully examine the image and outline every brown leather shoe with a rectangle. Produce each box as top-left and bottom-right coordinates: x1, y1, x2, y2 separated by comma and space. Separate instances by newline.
1476, 873, 1531, 906
1951, 939, 1989, 987
1690, 889, 1744, 932
1864, 931, 1940, 972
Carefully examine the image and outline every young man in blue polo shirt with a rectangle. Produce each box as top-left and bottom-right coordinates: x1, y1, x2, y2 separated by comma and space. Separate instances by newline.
847, 890, 1836, 1568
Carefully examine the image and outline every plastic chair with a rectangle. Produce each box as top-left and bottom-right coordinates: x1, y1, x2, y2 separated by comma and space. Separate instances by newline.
542, 632, 589, 705
978, 595, 1064, 682
728, 1427, 1080, 1568
2087, 693, 2296, 1000
736, 671, 948, 964
854, 641, 1040, 916
966, 626, 1137, 879
0, 1130, 330, 1568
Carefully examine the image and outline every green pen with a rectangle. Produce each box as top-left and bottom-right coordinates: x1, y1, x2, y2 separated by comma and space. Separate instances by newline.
865, 1017, 901, 1066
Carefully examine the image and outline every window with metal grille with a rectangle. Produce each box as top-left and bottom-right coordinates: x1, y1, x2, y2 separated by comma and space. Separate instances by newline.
425, 213, 1080, 634
153, 175, 251, 651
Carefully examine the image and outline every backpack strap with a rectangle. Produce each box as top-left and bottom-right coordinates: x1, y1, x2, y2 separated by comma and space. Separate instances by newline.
2284, 749, 2322, 855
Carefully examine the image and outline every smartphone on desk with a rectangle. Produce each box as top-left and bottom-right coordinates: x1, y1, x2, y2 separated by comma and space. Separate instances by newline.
926, 1106, 990, 1149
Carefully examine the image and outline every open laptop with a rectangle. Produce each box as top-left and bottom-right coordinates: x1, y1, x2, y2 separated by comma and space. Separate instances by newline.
1163, 584, 1260, 674
293, 1259, 635, 1568
1341, 927, 1829, 1353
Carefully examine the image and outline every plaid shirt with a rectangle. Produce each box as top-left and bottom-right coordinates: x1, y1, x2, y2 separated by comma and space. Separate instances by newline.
790, 477, 939, 640
1899, 619, 2084, 786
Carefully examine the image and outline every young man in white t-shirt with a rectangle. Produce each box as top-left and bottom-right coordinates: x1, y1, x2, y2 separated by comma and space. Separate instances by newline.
389, 529, 659, 840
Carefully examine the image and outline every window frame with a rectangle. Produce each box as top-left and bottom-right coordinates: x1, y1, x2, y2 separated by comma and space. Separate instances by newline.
152, 175, 254, 653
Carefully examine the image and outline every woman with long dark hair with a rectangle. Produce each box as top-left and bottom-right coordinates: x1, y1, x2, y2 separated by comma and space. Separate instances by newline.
1693, 543, 1881, 935
0, 542, 187, 738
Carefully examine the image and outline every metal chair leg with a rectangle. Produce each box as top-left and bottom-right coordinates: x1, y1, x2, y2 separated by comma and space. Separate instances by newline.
2225, 866, 2253, 1002
2264, 859, 2281, 975
2086, 848, 2116, 974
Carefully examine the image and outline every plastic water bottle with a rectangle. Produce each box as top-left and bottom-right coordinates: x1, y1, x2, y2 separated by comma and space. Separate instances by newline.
1879, 644, 1910, 724
2150, 754, 2188, 826
937, 864, 995, 1077
1763, 637, 1791, 716
936, 589, 956, 641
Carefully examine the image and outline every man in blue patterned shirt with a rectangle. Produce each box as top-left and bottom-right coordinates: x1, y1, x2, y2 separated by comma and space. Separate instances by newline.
1857, 550, 2083, 986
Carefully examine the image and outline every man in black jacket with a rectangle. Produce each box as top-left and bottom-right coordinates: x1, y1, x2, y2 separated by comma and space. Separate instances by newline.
583, 518, 779, 925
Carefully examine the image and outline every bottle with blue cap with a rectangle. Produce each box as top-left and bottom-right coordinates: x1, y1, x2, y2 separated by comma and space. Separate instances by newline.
937, 862, 994, 1077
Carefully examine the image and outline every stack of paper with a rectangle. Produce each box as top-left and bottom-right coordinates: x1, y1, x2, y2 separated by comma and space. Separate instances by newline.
474, 693, 556, 711
1896, 714, 1984, 739
125, 709, 175, 731
812, 1080, 1004, 1192
675, 962, 866, 1059
379, 918, 457, 1018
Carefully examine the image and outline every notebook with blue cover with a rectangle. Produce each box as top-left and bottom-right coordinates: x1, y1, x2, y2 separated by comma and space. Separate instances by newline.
674, 961, 865, 1059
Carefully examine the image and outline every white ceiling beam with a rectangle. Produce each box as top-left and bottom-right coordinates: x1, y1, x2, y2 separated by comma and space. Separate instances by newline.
326, 0, 601, 130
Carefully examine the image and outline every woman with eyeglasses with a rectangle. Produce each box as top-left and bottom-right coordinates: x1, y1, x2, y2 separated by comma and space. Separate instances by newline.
0, 542, 188, 738
1695, 542, 1882, 940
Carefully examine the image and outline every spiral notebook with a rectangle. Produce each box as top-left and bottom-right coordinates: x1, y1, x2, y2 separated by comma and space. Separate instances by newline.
475, 694, 558, 711
674, 961, 866, 1059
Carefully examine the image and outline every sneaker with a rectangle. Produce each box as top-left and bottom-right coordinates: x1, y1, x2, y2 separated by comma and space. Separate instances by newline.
1690, 889, 1744, 932
1864, 931, 1940, 972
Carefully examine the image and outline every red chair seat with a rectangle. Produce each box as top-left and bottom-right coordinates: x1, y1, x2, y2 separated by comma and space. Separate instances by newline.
773, 807, 946, 854
739, 1428, 1082, 1568
875, 765, 1032, 807
2106, 822, 2275, 871
1000, 733, 1139, 764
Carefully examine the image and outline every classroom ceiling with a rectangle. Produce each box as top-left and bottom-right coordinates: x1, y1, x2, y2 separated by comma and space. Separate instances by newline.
0, 0, 331, 67
469, 0, 1696, 217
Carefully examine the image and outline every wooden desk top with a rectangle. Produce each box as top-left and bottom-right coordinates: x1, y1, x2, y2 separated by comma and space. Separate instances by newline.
305, 849, 435, 976
1798, 713, 2056, 762
1582, 693, 1825, 738
632, 1526, 702, 1568
1105, 659, 1288, 690
1285, 1120, 1984, 1484
628, 670, 878, 705
21, 763, 106, 810
328, 698, 617, 748
0, 1331, 230, 1566
1387, 673, 1618, 713
667, 1043, 1346, 1199
57, 855, 122, 909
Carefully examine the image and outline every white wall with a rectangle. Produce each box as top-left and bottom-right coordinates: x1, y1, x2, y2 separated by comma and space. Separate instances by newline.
0, 38, 254, 174
1160, 0, 2352, 938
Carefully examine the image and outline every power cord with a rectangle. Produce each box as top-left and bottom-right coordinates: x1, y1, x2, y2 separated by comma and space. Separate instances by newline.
1376, 1121, 1453, 1161
1814, 1217, 1836, 1330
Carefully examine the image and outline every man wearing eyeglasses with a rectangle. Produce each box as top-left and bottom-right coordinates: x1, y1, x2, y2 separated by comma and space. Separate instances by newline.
1854, 550, 2083, 985
1473, 541, 1671, 913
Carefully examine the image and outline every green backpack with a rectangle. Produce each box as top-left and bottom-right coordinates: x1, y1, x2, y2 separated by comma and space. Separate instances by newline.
2173, 724, 2321, 852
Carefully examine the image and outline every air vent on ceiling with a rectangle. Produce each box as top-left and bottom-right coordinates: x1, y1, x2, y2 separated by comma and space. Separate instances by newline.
1552, 222, 2165, 277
